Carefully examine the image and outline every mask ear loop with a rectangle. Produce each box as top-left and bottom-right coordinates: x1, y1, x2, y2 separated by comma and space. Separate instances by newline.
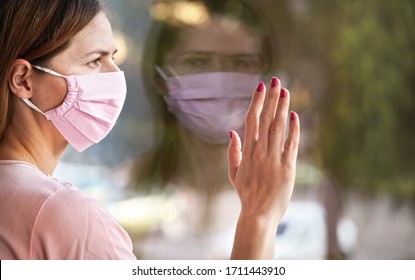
22, 98, 45, 115
154, 65, 181, 79
156, 65, 186, 89
154, 66, 169, 80
21, 65, 66, 116
154, 66, 171, 102
167, 66, 179, 78
32, 65, 66, 77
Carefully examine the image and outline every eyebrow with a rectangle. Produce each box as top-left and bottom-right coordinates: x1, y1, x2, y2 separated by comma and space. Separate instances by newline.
180, 51, 261, 58
82, 48, 118, 58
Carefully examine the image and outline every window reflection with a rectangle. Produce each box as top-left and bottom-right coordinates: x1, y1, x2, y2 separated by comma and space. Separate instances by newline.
57, 0, 415, 260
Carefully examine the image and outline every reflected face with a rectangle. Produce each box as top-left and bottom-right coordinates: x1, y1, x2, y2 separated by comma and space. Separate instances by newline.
163, 15, 264, 76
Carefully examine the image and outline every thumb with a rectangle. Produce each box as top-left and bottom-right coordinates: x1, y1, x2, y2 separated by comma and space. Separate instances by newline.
227, 130, 242, 185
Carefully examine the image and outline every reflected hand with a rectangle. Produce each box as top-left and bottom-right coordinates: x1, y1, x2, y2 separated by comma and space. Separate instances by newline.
227, 77, 300, 259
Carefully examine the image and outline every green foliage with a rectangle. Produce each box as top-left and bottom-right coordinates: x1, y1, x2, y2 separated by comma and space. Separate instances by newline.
319, 0, 415, 199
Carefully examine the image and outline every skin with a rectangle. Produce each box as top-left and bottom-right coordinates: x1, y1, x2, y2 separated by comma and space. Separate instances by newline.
0, 13, 119, 175
163, 15, 264, 76
229, 80, 300, 259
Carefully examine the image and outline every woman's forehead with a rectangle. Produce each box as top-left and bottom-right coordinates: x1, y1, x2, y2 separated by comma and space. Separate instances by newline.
173, 16, 262, 55
64, 13, 116, 58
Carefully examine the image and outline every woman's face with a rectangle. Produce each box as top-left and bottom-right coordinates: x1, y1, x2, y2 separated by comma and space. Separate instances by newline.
163, 15, 264, 76
31, 12, 119, 112
158, 15, 264, 145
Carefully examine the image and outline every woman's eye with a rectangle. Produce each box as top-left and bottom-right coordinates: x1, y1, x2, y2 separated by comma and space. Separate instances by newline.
231, 58, 260, 71
88, 58, 102, 67
234, 62, 247, 69
233, 59, 250, 68
183, 58, 209, 67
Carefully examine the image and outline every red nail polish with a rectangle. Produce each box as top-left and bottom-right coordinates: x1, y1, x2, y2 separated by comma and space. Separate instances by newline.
256, 82, 264, 92
229, 131, 233, 139
290, 111, 296, 121
271, 77, 278, 88
280, 88, 288, 98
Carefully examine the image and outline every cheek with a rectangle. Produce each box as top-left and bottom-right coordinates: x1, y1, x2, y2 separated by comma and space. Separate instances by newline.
33, 76, 68, 111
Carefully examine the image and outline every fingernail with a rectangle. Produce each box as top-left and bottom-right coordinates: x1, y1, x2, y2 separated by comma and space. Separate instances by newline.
229, 130, 233, 139
256, 82, 264, 92
280, 88, 288, 98
290, 111, 296, 121
271, 77, 278, 88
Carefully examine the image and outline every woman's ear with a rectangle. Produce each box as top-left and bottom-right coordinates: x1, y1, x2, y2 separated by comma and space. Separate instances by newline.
152, 69, 168, 96
8, 59, 35, 99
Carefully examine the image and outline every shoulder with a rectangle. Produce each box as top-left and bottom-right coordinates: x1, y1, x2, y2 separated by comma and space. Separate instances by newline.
30, 179, 135, 259
0, 161, 134, 259
0, 160, 73, 200
0, 161, 135, 259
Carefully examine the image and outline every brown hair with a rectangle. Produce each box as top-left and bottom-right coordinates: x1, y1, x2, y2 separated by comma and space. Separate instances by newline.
0, 0, 103, 139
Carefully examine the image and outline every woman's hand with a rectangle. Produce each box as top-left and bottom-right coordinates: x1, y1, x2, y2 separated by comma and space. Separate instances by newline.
228, 77, 300, 259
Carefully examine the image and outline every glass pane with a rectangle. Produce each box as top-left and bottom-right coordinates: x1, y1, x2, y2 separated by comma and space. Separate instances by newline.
56, 0, 415, 260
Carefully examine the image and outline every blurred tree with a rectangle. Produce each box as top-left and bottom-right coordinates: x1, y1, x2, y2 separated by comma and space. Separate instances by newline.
318, 0, 415, 200
105, 0, 415, 201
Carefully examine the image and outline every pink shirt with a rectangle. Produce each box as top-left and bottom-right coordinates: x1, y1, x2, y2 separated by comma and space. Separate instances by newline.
0, 160, 136, 260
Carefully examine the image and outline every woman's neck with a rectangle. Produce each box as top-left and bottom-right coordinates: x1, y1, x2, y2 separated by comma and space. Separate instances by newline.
171, 125, 233, 234
175, 126, 230, 194
0, 114, 66, 175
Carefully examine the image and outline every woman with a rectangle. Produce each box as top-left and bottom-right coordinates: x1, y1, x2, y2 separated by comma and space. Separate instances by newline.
0, 0, 299, 260
0, 0, 135, 260
130, 0, 298, 259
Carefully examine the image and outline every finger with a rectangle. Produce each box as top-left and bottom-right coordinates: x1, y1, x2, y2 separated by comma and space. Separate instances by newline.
227, 130, 242, 185
243, 82, 265, 156
269, 88, 290, 155
281, 111, 300, 167
257, 77, 281, 149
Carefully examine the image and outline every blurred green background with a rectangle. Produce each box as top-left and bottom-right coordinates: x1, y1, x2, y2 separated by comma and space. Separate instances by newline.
60, 0, 415, 259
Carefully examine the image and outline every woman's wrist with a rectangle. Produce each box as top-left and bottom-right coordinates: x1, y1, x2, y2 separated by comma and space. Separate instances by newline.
237, 210, 280, 232
231, 211, 279, 259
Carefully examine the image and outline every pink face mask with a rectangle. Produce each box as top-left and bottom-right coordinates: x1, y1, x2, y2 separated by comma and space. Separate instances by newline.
22, 65, 127, 152
161, 71, 260, 144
